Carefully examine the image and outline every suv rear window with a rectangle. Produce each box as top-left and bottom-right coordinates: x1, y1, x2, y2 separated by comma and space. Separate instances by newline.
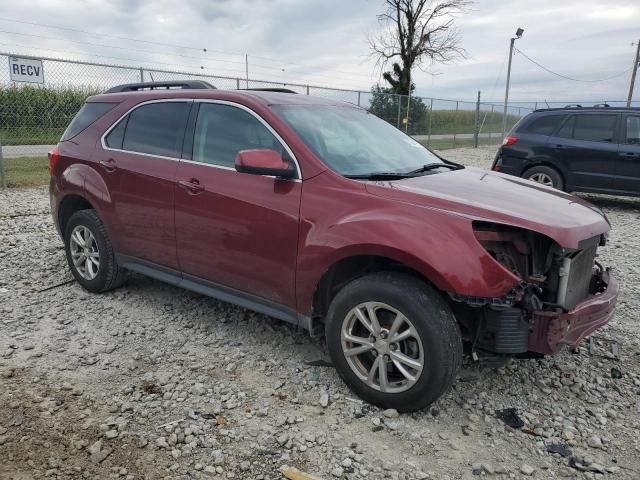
521, 115, 565, 136
61, 102, 116, 141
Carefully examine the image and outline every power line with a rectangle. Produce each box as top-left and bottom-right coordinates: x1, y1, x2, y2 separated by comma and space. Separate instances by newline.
0, 17, 208, 53
0, 42, 369, 90
0, 28, 374, 85
0, 16, 375, 81
515, 48, 633, 83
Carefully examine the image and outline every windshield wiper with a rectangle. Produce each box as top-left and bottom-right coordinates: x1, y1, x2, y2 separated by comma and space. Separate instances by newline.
344, 172, 416, 180
407, 162, 464, 175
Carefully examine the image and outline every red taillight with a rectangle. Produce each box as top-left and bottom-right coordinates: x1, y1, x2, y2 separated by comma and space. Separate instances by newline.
502, 136, 518, 146
48, 147, 60, 174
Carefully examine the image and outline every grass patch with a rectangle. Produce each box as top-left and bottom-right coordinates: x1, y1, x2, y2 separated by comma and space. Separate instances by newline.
417, 137, 500, 150
2, 156, 49, 188
1, 128, 61, 146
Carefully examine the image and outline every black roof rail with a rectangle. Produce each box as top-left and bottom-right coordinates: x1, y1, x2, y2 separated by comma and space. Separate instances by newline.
564, 104, 582, 108
104, 80, 216, 93
593, 103, 610, 108
240, 88, 298, 94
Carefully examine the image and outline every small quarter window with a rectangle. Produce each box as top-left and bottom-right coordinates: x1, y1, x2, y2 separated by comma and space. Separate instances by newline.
105, 118, 127, 149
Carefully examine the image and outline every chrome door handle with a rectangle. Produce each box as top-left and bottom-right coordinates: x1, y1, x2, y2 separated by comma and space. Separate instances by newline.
99, 159, 117, 172
178, 179, 204, 194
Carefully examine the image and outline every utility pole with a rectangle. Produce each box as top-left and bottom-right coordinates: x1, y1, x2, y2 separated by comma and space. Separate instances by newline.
627, 40, 640, 107
502, 28, 524, 139
405, 69, 411, 134
245, 54, 249, 88
474, 90, 481, 148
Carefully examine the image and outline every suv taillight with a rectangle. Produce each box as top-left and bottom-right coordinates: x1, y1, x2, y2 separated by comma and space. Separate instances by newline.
502, 136, 518, 146
48, 147, 60, 174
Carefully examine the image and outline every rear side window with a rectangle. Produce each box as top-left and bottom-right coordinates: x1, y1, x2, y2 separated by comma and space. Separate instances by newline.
61, 102, 116, 141
121, 102, 191, 157
522, 115, 565, 136
572, 115, 616, 142
626, 116, 640, 145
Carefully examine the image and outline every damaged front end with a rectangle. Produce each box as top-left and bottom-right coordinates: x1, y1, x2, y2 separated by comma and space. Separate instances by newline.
451, 222, 618, 359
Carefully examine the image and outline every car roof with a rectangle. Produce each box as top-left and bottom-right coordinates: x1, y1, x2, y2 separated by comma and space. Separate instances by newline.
89, 88, 356, 108
533, 106, 640, 114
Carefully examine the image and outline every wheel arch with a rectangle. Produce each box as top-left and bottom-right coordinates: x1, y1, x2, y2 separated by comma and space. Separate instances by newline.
310, 250, 451, 322
57, 193, 97, 239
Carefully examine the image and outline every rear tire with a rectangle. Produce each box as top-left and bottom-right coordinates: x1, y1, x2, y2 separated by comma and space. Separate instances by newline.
523, 165, 564, 190
64, 209, 127, 293
325, 272, 462, 412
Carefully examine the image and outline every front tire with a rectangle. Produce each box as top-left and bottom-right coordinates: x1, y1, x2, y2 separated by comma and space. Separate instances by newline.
325, 272, 462, 412
64, 209, 126, 293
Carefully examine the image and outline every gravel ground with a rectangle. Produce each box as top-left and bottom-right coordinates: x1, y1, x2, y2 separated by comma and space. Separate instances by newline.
1, 146, 640, 480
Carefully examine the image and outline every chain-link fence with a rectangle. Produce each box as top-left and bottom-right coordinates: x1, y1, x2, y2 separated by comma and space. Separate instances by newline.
2, 50, 596, 187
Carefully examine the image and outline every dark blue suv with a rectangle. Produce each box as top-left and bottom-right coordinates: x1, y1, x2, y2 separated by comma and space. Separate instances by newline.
492, 105, 640, 196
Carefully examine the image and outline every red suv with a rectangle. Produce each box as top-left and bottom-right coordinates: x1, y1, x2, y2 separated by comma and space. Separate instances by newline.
49, 81, 618, 412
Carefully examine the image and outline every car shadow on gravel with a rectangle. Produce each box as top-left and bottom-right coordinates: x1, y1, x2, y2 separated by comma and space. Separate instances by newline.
577, 193, 640, 212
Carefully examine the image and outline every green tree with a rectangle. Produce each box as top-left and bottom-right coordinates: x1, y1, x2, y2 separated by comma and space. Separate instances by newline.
368, 84, 429, 135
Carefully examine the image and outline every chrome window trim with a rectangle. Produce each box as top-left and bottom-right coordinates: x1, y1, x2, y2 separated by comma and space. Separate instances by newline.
100, 98, 193, 161
99, 97, 302, 180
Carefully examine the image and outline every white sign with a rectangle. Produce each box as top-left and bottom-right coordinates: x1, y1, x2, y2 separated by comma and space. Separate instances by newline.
9, 56, 45, 84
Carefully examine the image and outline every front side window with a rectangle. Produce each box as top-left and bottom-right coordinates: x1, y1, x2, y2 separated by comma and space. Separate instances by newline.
121, 102, 190, 157
192, 103, 286, 168
272, 105, 443, 176
626, 116, 640, 145
572, 114, 616, 142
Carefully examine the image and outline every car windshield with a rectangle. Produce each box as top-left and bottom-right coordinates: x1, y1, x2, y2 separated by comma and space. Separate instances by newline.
272, 105, 444, 176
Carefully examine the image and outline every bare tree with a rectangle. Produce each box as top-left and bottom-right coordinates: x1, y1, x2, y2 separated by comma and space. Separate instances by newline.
370, 0, 471, 95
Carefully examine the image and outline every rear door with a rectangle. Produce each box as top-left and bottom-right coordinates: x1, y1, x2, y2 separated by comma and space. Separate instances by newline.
97, 100, 191, 269
614, 114, 640, 194
550, 113, 619, 192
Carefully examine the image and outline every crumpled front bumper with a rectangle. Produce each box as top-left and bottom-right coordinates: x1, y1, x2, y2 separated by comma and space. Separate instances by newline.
527, 273, 619, 355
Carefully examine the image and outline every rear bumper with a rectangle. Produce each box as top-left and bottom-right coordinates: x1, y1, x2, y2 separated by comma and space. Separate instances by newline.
527, 273, 619, 354
491, 152, 521, 176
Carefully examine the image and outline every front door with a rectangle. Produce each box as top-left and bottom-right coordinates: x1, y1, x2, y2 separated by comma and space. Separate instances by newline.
613, 114, 640, 194
551, 113, 619, 192
98, 100, 192, 269
174, 102, 302, 310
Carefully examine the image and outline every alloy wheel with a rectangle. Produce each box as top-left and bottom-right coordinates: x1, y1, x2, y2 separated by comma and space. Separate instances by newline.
340, 301, 424, 393
69, 225, 100, 280
528, 172, 554, 187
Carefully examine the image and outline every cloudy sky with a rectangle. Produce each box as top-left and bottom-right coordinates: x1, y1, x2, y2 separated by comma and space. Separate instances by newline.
0, 0, 638, 104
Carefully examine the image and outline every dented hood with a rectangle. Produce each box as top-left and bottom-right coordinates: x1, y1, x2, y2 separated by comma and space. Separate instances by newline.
364, 167, 610, 249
